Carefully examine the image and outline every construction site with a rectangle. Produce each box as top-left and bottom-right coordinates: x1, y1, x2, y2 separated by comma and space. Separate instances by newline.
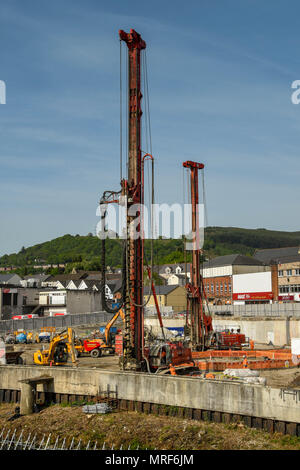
1, 28, 300, 451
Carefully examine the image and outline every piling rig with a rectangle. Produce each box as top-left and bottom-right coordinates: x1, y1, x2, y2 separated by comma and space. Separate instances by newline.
183, 161, 214, 351
99, 29, 147, 371
100, 29, 194, 373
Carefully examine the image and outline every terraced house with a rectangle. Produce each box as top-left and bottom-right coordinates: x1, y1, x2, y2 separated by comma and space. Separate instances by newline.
254, 246, 300, 302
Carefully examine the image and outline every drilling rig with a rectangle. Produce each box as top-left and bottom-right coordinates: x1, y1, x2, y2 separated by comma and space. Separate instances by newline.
100, 29, 193, 373
183, 161, 214, 351
100, 29, 145, 371
183, 162, 245, 351
118, 29, 145, 371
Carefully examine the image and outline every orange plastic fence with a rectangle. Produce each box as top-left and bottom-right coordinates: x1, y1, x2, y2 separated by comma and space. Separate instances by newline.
191, 348, 296, 371
192, 349, 292, 361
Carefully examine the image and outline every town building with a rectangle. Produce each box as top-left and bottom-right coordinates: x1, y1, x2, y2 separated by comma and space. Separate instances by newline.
232, 271, 274, 304
0, 286, 41, 320
20, 274, 52, 288
201, 254, 270, 305
254, 246, 300, 302
167, 273, 188, 287
0, 273, 22, 286
41, 272, 89, 288
144, 285, 186, 314
156, 264, 190, 283
38, 289, 102, 316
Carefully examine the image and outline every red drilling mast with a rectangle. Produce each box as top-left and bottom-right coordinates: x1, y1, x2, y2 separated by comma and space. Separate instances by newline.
119, 29, 146, 370
183, 161, 213, 351
102, 29, 194, 373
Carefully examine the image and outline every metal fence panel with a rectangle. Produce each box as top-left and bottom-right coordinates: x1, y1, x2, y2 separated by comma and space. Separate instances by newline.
205, 303, 300, 318
0, 311, 113, 333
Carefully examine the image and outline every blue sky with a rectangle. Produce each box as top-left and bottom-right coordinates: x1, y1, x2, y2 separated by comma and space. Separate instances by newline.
0, 0, 300, 256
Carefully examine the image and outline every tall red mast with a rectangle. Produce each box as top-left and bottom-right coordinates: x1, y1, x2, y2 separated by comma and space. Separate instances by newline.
119, 29, 146, 370
183, 161, 213, 350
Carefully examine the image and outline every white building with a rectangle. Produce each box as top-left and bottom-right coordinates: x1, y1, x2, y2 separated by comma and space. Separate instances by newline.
232, 271, 273, 305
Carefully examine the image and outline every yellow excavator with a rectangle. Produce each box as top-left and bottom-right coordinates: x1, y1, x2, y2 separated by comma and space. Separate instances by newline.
33, 327, 78, 366
75, 309, 125, 358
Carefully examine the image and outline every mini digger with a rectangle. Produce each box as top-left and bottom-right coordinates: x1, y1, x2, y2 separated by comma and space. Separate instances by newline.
33, 327, 78, 366
75, 308, 125, 358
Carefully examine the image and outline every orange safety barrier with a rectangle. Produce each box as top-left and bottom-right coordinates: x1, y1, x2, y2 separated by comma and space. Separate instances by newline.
192, 349, 293, 361
195, 358, 295, 371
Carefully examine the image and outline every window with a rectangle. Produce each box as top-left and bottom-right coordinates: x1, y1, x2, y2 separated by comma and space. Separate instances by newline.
279, 286, 290, 293
291, 285, 300, 293
220, 284, 223, 294
278, 270, 284, 277
287, 269, 292, 276
211, 284, 214, 293
229, 284, 232, 293
296, 269, 300, 276
224, 284, 227, 293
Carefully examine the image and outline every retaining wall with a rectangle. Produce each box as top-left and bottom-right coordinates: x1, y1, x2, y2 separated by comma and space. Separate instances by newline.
1, 365, 300, 426
145, 317, 300, 347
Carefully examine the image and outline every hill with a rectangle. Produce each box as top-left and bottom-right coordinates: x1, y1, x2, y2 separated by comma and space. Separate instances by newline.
1, 227, 300, 275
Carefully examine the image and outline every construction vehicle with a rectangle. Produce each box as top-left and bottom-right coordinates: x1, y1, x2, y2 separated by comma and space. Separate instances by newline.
15, 332, 27, 344
75, 309, 125, 358
33, 327, 77, 366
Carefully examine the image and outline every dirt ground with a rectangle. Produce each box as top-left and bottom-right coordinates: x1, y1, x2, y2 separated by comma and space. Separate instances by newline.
6, 326, 300, 386
10, 343, 300, 387
1, 402, 300, 450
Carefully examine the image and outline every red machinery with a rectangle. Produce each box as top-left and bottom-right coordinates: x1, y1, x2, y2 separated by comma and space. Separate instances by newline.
183, 161, 214, 351
217, 332, 246, 350
119, 29, 193, 371
183, 161, 246, 351
99, 29, 193, 372
118, 29, 146, 370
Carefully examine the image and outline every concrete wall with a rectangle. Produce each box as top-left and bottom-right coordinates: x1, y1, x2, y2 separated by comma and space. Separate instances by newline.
145, 316, 300, 347
1, 365, 300, 424
67, 290, 101, 314
0, 287, 41, 320
212, 318, 296, 346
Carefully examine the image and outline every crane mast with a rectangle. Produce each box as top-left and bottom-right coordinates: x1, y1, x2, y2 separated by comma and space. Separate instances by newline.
183, 161, 213, 351
119, 29, 146, 370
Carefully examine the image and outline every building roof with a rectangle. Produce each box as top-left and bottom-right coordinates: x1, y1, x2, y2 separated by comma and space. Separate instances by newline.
106, 279, 123, 293
150, 264, 185, 275
56, 280, 68, 288
23, 274, 51, 282
0, 273, 21, 284
66, 280, 82, 288
79, 279, 102, 290
47, 273, 88, 282
254, 246, 300, 264
143, 285, 180, 296
170, 273, 187, 279
202, 254, 265, 269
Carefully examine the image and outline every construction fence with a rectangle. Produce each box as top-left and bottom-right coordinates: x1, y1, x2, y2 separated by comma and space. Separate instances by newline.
205, 303, 300, 318
1, 303, 300, 333
0, 311, 113, 334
